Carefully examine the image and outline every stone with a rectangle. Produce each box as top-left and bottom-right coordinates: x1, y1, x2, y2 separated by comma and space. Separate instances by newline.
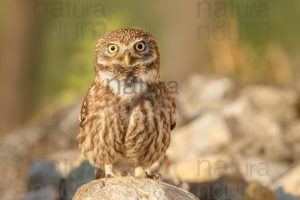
168, 155, 233, 183
22, 186, 58, 200
168, 154, 289, 189
222, 97, 291, 163
245, 181, 277, 200
275, 187, 297, 200
178, 75, 235, 120
26, 150, 94, 199
285, 122, 300, 163
274, 165, 300, 199
237, 137, 291, 163
241, 85, 299, 125
0, 103, 81, 199
167, 113, 231, 162
223, 96, 282, 139
239, 158, 289, 187
27, 150, 83, 187
73, 177, 198, 200
189, 176, 276, 200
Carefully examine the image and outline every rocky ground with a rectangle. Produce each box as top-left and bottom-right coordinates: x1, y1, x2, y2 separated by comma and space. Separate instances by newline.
1, 75, 300, 200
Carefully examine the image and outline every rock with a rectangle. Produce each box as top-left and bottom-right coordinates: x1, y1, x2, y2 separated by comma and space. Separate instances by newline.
0, 127, 45, 199
274, 165, 300, 199
223, 96, 282, 139
245, 181, 278, 200
189, 176, 276, 200
66, 159, 95, 198
222, 97, 291, 163
27, 150, 84, 187
26, 150, 94, 199
22, 186, 58, 200
169, 155, 233, 183
239, 158, 289, 187
275, 187, 297, 200
0, 103, 81, 199
169, 154, 289, 189
73, 177, 198, 200
179, 75, 235, 119
167, 113, 231, 162
28, 160, 63, 190
285, 122, 300, 162
237, 137, 291, 163
241, 85, 299, 125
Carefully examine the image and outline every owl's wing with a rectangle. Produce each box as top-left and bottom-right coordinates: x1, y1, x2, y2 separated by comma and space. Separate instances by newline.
79, 96, 89, 128
161, 82, 176, 131
79, 83, 97, 128
170, 98, 176, 130
77, 94, 90, 144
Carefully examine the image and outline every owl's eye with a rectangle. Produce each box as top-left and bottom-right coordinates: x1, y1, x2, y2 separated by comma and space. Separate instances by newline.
135, 41, 146, 52
107, 44, 118, 54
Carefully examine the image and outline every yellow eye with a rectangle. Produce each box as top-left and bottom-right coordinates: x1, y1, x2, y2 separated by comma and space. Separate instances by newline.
135, 41, 146, 52
107, 44, 118, 54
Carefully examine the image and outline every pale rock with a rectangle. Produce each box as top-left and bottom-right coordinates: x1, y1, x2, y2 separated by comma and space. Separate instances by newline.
73, 177, 198, 200
222, 97, 291, 162
0, 103, 81, 199
223, 96, 282, 139
169, 155, 233, 183
239, 158, 289, 187
286, 122, 300, 162
169, 154, 289, 189
179, 75, 234, 119
237, 136, 291, 163
274, 165, 300, 199
241, 85, 299, 125
167, 113, 231, 162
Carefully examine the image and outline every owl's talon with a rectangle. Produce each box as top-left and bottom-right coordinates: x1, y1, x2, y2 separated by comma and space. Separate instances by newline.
134, 166, 147, 178
94, 168, 103, 179
105, 174, 113, 178
153, 173, 162, 180
104, 164, 115, 178
119, 171, 126, 177
146, 173, 162, 180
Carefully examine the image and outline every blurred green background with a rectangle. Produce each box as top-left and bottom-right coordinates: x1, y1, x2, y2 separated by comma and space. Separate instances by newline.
1, 0, 300, 135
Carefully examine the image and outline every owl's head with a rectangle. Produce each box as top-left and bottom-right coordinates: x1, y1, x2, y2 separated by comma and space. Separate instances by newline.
94, 29, 160, 76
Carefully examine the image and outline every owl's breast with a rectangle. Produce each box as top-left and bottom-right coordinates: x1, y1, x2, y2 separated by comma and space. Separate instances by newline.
78, 80, 174, 168
123, 94, 173, 167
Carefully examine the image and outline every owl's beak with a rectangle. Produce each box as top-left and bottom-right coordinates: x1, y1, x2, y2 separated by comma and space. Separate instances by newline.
124, 53, 132, 66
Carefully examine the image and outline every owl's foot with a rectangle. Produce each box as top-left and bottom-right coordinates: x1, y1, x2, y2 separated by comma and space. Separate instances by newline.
105, 174, 114, 178
146, 173, 162, 180
134, 167, 161, 180
117, 171, 127, 177
94, 168, 104, 179
104, 164, 115, 178
134, 166, 147, 178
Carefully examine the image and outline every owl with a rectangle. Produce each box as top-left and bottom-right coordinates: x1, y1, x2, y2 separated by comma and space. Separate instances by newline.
76, 29, 176, 179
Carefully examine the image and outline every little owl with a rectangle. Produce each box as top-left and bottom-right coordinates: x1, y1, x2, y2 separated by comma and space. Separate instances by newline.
77, 29, 176, 179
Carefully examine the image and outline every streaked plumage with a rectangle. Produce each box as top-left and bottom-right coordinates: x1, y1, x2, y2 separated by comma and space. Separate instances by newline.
77, 29, 176, 178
